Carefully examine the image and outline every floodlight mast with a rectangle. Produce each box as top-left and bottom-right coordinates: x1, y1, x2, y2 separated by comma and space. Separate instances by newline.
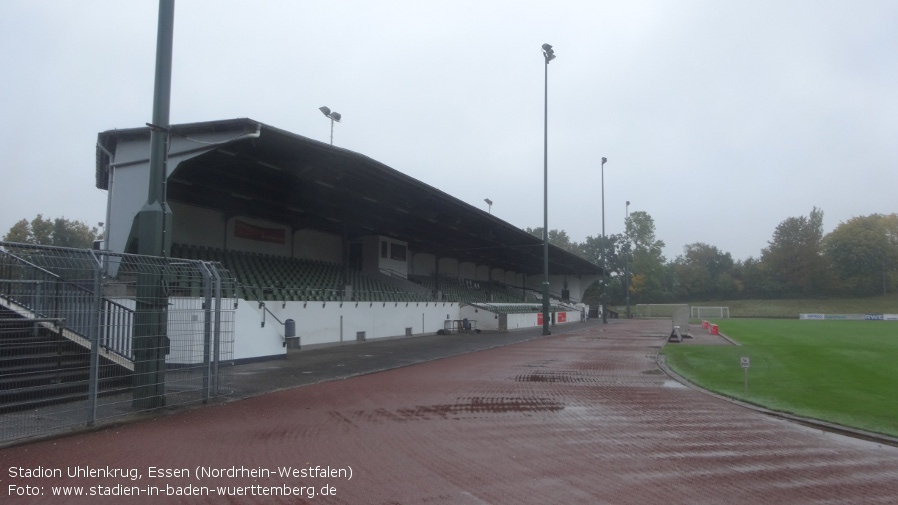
133, 0, 175, 410
541, 43, 555, 336
625, 200, 631, 319
319, 106, 342, 145
484, 198, 493, 214
601, 156, 608, 323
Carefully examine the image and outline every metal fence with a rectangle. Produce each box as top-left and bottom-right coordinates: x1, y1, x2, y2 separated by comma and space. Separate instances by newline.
0, 241, 235, 444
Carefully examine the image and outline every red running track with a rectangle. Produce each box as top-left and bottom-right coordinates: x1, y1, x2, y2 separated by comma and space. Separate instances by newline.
2, 319, 897, 504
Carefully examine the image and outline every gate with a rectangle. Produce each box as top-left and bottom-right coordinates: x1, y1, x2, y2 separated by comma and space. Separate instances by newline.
0, 242, 235, 444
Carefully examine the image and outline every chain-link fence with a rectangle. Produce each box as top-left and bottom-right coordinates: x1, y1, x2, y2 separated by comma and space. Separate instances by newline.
0, 242, 235, 444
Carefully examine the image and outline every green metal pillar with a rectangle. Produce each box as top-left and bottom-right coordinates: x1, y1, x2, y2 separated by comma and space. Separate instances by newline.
133, 0, 175, 409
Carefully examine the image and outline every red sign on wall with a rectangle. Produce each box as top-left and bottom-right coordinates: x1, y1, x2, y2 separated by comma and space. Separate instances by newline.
557, 312, 567, 323
234, 219, 286, 244
537, 312, 543, 326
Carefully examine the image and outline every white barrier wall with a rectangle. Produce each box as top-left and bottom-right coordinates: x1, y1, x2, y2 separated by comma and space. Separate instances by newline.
233, 300, 461, 360
458, 305, 584, 332
131, 295, 586, 364
459, 305, 500, 331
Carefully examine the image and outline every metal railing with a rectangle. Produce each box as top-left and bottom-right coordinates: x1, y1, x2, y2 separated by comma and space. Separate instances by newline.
0, 259, 135, 363
0, 242, 235, 444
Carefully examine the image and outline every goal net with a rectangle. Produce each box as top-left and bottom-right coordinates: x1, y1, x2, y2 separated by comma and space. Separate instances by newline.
691, 306, 730, 319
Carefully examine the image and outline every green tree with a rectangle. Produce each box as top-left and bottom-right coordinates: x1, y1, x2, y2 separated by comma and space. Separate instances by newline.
672, 242, 740, 300
3, 219, 31, 243
580, 233, 625, 306
2, 215, 101, 249
524, 227, 584, 257
760, 207, 828, 297
580, 233, 623, 275
823, 213, 898, 296
626, 211, 667, 302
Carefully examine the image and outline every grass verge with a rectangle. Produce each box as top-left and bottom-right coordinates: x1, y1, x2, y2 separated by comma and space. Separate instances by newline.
663, 319, 898, 438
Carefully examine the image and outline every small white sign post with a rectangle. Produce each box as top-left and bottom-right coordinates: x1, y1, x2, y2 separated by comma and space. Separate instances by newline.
740, 356, 750, 395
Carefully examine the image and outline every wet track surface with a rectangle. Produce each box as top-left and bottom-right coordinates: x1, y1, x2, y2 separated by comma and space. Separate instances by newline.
2, 319, 897, 504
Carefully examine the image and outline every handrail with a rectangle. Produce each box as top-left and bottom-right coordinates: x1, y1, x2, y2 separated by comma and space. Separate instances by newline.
257, 300, 286, 327
0, 249, 134, 363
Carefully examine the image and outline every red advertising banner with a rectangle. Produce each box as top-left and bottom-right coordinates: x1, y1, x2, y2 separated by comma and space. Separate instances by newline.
234, 219, 286, 244
537, 312, 543, 326
557, 312, 567, 323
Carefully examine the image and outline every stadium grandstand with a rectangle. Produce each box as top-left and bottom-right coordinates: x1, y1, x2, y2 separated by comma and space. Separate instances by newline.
95, 118, 604, 362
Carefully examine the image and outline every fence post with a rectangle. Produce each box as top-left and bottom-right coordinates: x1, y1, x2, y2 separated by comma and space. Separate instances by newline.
86, 254, 103, 425
210, 262, 222, 396
200, 262, 213, 403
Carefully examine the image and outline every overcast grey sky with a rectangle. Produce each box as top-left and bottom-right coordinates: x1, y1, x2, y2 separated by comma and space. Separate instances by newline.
1, 1, 896, 261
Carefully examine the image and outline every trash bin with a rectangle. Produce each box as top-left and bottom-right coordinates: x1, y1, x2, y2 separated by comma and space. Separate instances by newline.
284, 319, 300, 349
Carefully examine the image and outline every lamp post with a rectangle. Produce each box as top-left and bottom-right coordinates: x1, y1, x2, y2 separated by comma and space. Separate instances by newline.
484, 198, 493, 214
541, 42, 555, 336
319, 106, 342, 145
600, 156, 608, 323
625, 200, 631, 319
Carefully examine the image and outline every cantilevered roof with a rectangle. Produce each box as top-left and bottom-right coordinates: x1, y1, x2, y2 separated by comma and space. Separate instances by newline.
96, 118, 602, 277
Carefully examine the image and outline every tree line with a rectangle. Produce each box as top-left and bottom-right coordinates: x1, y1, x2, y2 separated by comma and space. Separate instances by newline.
2, 215, 102, 249
6, 210, 895, 303
528, 207, 898, 305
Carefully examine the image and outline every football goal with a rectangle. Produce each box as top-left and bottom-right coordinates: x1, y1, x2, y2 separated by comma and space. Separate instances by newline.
691, 306, 730, 319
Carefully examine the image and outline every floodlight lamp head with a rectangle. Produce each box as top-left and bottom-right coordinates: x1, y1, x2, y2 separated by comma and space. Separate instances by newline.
319, 106, 332, 117
484, 198, 493, 206
602, 156, 608, 165
542, 43, 556, 63
330, 112, 342, 122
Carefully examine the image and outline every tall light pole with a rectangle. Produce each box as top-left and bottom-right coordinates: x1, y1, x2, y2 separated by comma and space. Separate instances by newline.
541, 42, 555, 336
484, 198, 493, 214
601, 156, 608, 323
319, 106, 341, 145
626, 200, 631, 319
133, 0, 175, 410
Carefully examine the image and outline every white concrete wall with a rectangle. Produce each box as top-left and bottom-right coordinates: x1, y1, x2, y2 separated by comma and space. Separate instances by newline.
458, 305, 500, 331
103, 132, 246, 256
458, 305, 584, 332
234, 299, 460, 358
166, 298, 213, 365
234, 302, 290, 361
113, 296, 586, 365
105, 162, 148, 256
565, 275, 600, 303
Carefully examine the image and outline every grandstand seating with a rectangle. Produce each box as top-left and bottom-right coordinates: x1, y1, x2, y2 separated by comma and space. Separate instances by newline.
172, 245, 430, 303
407, 274, 542, 305
171, 244, 559, 307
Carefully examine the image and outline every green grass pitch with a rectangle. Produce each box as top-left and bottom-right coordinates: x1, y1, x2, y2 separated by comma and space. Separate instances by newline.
662, 319, 898, 438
